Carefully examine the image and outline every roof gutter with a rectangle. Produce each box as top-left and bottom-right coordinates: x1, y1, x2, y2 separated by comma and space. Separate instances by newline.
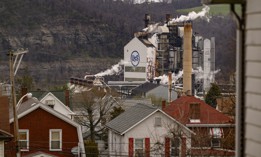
186, 124, 235, 127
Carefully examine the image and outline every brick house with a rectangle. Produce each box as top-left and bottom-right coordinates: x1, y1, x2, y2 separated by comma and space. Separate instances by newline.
106, 103, 194, 157
5, 97, 85, 157
163, 95, 235, 156
0, 96, 13, 156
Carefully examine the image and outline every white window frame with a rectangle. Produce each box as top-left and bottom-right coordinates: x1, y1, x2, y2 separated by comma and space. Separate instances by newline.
210, 128, 223, 148
19, 129, 29, 151
134, 138, 144, 157
49, 129, 62, 151
46, 100, 55, 108
154, 117, 162, 127
170, 137, 181, 157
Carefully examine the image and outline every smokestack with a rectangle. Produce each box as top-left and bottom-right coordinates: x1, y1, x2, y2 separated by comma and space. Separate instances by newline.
166, 14, 171, 24
144, 14, 151, 28
0, 96, 10, 133
168, 71, 172, 103
183, 22, 192, 95
65, 90, 70, 107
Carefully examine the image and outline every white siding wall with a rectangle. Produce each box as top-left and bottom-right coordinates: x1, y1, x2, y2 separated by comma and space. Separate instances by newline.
245, 1, 261, 156
41, 94, 72, 118
124, 37, 156, 81
112, 111, 191, 157
0, 141, 3, 157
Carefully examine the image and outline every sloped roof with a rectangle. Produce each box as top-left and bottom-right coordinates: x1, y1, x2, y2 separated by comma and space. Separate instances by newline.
138, 38, 154, 47
132, 82, 160, 94
163, 96, 233, 125
0, 129, 13, 141
105, 103, 157, 135
31, 90, 67, 105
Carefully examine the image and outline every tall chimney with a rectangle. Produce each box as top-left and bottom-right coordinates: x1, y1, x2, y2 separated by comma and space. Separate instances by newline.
183, 22, 192, 95
166, 14, 171, 24
0, 96, 10, 133
168, 71, 172, 103
144, 14, 151, 28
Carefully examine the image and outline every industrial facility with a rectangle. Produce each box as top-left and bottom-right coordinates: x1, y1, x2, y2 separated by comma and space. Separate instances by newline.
70, 12, 216, 99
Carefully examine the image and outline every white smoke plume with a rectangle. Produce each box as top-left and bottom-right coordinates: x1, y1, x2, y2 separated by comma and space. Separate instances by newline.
143, 23, 160, 33
169, 5, 210, 23
154, 67, 220, 85
94, 60, 127, 77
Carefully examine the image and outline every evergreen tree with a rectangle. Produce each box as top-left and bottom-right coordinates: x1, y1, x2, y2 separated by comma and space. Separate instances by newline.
205, 83, 221, 108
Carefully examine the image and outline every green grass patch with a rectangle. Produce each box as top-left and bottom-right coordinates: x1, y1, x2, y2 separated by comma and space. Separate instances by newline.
177, 4, 241, 16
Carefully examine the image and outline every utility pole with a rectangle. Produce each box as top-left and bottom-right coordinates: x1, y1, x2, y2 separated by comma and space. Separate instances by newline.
9, 49, 28, 157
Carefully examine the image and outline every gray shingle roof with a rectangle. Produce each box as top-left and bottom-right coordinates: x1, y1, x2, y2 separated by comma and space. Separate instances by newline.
105, 103, 158, 135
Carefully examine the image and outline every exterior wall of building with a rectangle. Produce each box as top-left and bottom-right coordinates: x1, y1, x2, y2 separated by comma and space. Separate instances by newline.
108, 111, 191, 157
0, 141, 4, 157
245, 1, 261, 157
124, 37, 156, 81
6, 108, 79, 157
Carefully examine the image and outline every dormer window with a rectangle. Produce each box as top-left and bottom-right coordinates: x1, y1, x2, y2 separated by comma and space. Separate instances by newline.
189, 103, 200, 123
45, 100, 55, 108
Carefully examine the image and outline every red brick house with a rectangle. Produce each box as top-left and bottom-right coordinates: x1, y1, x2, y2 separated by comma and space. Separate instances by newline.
0, 96, 13, 156
163, 96, 235, 156
6, 98, 85, 157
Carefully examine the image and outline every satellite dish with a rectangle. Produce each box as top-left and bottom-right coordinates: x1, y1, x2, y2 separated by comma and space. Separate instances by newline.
71, 146, 79, 155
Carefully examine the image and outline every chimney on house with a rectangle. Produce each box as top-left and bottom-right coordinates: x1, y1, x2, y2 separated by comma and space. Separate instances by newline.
189, 102, 200, 120
21, 87, 28, 103
183, 22, 192, 96
0, 96, 10, 133
162, 100, 166, 110
144, 14, 151, 28
65, 90, 70, 107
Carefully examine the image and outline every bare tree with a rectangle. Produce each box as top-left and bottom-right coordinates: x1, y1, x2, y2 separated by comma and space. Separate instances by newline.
72, 86, 121, 142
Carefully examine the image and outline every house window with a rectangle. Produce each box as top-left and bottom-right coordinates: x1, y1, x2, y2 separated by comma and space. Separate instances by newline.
49, 129, 62, 151
154, 117, 162, 127
171, 137, 180, 157
19, 129, 29, 151
46, 100, 55, 108
210, 128, 223, 148
135, 138, 144, 157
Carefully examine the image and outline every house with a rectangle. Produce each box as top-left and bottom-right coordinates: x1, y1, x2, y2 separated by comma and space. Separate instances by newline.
163, 95, 235, 156
29, 90, 75, 119
131, 81, 178, 104
106, 103, 194, 157
0, 96, 13, 156
5, 97, 85, 157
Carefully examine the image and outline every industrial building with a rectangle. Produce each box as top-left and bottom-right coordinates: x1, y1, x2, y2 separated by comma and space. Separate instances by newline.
69, 13, 216, 99
122, 14, 216, 96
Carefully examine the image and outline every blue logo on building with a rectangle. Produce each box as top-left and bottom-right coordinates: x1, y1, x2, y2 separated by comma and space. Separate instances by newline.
130, 51, 140, 67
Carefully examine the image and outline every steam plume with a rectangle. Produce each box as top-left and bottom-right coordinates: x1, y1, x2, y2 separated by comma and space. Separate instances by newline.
169, 5, 210, 23
94, 60, 127, 77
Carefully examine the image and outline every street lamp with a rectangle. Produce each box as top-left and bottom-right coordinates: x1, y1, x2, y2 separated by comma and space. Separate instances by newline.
16, 93, 33, 111
8, 48, 29, 157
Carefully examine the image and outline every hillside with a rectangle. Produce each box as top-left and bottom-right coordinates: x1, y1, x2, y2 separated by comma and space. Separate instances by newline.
0, 0, 236, 89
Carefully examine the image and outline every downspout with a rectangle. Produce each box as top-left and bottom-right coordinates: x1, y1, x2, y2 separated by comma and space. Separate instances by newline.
230, 1, 246, 157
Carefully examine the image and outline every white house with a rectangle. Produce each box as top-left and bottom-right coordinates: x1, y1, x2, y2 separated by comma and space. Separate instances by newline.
105, 103, 193, 157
